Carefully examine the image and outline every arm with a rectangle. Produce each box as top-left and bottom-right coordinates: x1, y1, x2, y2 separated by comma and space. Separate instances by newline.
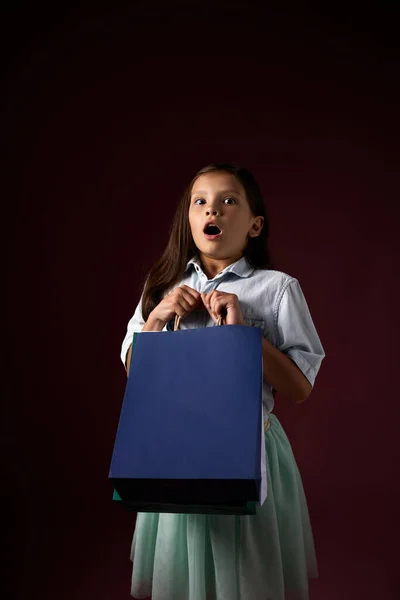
125, 313, 165, 376
125, 316, 311, 400
262, 337, 312, 404
201, 287, 319, 405
124, 286, 202, 376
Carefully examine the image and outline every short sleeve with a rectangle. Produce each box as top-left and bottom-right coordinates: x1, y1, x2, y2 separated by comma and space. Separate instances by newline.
273, 278, 325, 386
120, 295, 145, 367
120, 293, 168, 367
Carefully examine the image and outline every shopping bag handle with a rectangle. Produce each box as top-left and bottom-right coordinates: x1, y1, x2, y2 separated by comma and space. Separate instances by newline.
174, 314, 223, 331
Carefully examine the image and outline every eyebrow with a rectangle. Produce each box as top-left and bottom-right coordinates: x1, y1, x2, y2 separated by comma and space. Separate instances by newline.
191, 189, 243, 197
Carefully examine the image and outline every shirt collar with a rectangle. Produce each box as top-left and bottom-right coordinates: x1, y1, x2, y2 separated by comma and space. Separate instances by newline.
185, 255, 254, 279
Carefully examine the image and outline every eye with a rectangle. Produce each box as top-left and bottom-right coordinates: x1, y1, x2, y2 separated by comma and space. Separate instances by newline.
194, 198, 206, 205
224, 197, 236, 204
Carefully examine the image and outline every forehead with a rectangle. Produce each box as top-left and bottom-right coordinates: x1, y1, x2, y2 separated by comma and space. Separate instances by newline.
191, 172, 244, 196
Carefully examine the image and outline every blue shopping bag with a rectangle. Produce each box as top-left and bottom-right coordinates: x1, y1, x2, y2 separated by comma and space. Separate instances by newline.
109, 319, 264, 515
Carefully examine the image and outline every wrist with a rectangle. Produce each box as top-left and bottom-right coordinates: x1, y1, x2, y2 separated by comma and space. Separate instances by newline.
225, 309, 247, 326
225, 318, 247, 326
142, 312, 166, 332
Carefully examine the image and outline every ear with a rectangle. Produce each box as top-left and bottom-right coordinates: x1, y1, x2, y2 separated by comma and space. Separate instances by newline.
248, 216, 264, 238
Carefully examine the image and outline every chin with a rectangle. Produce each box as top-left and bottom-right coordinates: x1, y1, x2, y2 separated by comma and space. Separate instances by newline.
197, 244, 223, 256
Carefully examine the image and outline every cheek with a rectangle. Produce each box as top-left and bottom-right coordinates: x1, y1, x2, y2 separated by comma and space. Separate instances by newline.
189, 213, 200, 233
232, 217, 249, 235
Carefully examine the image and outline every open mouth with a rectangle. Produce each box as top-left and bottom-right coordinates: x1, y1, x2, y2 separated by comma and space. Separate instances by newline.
203, 224, 222, 236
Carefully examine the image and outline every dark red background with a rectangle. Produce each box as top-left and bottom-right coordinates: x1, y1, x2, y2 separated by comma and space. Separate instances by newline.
4, 3, 399, 599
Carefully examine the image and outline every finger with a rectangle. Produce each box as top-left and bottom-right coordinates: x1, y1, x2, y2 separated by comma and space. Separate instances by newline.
202, 290, 215, 320
181, 289, 202, 311
173, 303, 188, 319
171, 291, 194, 315
212, 297, 229, 323
201, 293, 216, 322
177, 289, 203, 316
180, 289, 201, 310
208, 299, 220, 323
174, 298, 194, 318
180, 285, 201, 302
202, 292, 215, 315
206, 290, 217, 307
210, 294, 225, 316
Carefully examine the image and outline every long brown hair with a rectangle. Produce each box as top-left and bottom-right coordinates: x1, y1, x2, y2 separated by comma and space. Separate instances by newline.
141, 163, 272, 321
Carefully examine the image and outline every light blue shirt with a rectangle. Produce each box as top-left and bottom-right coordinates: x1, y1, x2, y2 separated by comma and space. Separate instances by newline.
121, 256, 325, 417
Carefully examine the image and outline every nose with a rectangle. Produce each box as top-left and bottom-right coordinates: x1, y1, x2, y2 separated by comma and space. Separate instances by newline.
205, 208, 219, 216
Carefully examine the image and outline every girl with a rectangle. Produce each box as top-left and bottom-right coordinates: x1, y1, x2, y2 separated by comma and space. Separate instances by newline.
120, 163, 325, 600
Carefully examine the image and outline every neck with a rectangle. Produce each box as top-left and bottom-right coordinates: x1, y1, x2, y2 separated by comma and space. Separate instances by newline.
198, 253, 243, 279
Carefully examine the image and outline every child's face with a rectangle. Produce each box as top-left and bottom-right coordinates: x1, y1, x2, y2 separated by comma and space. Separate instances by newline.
188, 172, 263, 261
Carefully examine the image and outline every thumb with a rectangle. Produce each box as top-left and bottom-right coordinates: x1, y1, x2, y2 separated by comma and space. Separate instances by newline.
201, 293, 210, 311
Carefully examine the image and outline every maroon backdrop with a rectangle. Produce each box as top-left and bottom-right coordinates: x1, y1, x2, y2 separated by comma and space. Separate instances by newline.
4, 4, 399, 599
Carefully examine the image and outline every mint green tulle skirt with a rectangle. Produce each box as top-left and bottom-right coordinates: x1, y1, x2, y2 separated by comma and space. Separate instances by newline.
129, 414, 318, 600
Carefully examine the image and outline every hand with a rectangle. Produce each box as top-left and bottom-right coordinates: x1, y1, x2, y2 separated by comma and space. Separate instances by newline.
201, 290, 246, 326
150, 285, 202, 326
